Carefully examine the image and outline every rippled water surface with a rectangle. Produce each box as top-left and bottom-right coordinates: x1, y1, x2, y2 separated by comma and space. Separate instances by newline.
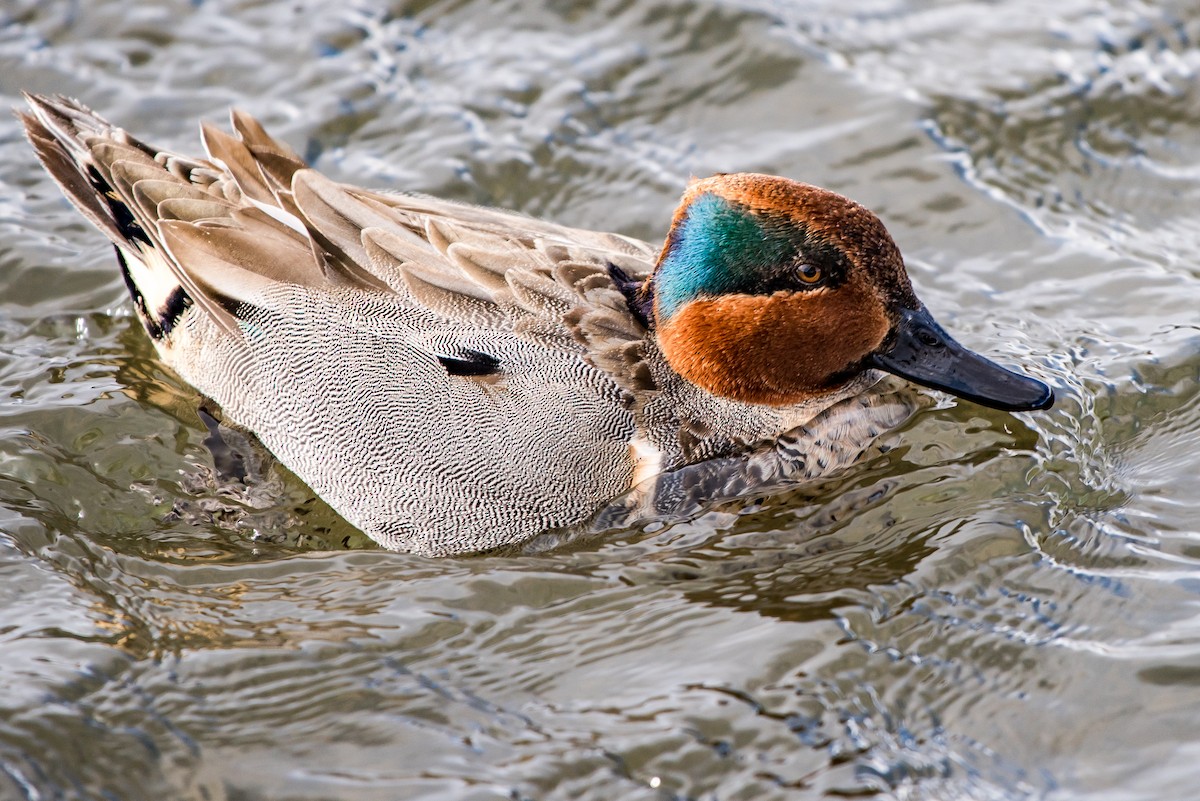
2, 1, 1200, 799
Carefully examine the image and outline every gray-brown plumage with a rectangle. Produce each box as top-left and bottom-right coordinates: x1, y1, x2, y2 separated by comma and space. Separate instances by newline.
22, 94, 1049, 555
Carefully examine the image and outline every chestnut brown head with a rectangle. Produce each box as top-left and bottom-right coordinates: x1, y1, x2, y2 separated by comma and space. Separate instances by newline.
647, 174, 1052, 411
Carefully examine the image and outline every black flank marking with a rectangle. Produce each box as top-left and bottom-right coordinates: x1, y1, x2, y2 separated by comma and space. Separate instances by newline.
438, 349, 501, 377
157, 286, 192, 338
215, 293, 250, 318
115, 245, 192, 340
608, 263, 655, 329
115, 245, 151, 319
87, 165, 151, 247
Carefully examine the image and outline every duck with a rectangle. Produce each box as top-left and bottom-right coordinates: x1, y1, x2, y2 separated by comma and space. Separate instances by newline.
19, 93, 1053, 556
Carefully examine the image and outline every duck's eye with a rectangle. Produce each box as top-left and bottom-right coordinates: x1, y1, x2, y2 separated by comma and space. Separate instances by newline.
797, 264, 823, 284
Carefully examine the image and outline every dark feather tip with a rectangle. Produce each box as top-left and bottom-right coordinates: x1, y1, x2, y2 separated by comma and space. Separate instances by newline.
438, 349, 501, 377
607, 263, 655, 330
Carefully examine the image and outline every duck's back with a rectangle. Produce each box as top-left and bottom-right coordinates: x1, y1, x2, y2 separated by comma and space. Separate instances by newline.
22, 94, 659, 554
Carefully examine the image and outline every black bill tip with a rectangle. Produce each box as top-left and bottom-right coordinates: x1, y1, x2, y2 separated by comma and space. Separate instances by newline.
869, 307, 1054, 413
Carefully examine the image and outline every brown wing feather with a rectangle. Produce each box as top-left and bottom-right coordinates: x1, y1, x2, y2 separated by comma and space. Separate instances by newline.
22, 93, 659, 396
343, 186, 660, 395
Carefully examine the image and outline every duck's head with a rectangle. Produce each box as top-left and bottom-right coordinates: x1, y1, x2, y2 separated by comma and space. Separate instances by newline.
640, 173, 1053, 411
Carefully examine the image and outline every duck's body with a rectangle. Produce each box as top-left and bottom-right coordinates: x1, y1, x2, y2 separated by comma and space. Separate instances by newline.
21, 94, 1051, 555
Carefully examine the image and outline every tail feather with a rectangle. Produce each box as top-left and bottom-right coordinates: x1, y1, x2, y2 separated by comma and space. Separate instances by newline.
19, 93, 319, 339
19, 97, 131, 246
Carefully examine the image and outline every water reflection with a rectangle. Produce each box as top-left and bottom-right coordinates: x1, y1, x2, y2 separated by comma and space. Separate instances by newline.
4, 0, 1200, 799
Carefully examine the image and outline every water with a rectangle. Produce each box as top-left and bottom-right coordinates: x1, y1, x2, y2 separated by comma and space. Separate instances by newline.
1, 0, 1199, 798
